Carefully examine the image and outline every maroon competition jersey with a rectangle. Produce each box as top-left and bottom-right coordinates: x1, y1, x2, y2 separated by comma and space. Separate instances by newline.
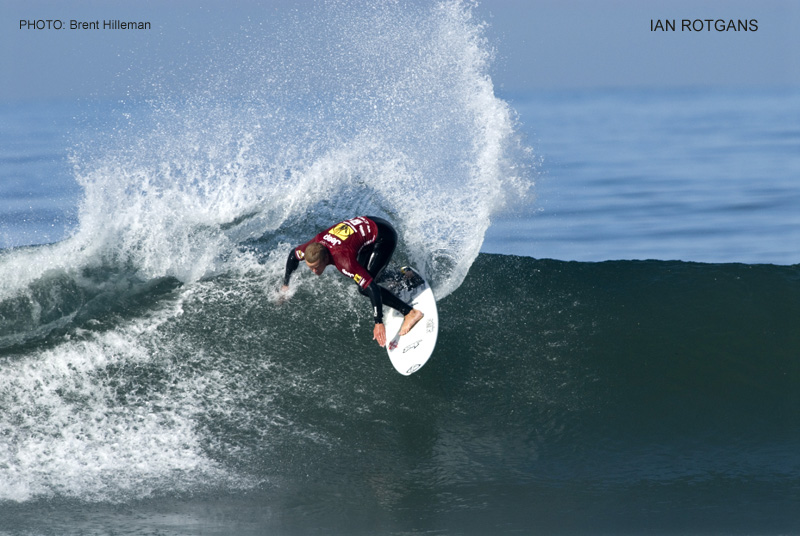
292, 216, 378, 289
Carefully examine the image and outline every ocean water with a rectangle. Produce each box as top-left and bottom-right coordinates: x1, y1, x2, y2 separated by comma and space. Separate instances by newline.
483, 88, 800, 264
2, 1, 799, 535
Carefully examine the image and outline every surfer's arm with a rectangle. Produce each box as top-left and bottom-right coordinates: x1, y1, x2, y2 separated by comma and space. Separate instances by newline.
283, 248, 301, 287
364, 282, 387, 346
363, 281, 384, 324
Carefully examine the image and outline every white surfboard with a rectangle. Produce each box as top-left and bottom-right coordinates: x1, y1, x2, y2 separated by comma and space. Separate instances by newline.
382, 267, 438, 375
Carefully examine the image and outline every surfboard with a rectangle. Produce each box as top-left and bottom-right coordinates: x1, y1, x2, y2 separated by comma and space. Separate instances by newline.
381, 267, 438, 375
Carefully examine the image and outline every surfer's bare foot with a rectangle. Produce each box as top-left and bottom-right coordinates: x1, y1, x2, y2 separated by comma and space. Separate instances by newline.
400, 309, 424, 336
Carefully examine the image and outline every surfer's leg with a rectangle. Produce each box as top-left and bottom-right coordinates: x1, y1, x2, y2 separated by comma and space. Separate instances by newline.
378, 286, 413, 315
399, 308, 424, 336
356, 277, 413, 314
358, 284, 422, 333
358, 219, 410, 312
358, 217, 397, 282
358, 217, 423, 331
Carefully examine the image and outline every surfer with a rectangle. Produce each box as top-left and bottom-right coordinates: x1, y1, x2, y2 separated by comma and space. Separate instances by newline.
280, 216, 424, 347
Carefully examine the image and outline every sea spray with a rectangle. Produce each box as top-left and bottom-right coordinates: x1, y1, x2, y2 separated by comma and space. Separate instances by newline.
68, 0, 532, 294
1, 0, 531, 350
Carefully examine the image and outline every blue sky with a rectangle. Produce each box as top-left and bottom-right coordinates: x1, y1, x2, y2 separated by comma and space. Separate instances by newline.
2, 0, 799, 101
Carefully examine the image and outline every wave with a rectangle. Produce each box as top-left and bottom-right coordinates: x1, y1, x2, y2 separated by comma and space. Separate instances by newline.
1, 254, 798, 506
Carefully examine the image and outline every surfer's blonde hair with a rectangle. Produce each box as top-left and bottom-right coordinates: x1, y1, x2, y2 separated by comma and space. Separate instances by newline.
305, 242, 328, 264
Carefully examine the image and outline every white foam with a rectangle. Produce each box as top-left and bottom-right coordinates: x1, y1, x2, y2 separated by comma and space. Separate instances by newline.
0, 293, 248, 503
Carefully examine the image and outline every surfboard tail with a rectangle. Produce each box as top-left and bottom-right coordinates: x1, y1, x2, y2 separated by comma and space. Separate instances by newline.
380, 266, 424, 295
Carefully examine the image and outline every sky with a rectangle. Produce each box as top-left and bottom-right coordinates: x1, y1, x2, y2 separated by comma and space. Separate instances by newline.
2, 0, 799, 102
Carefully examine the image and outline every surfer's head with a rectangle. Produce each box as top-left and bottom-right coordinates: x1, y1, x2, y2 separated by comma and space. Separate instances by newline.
304, 242, 330, 275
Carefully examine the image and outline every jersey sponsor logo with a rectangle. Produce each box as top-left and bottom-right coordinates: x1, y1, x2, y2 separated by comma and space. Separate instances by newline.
295, 249, 305, 260
340, 266, 367, 287
329, 222, 356, 241
322, 234, 341, 247
348, 217, 368, 236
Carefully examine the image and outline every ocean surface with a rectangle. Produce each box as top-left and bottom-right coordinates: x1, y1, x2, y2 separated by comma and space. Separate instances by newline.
2, 1, 799, 535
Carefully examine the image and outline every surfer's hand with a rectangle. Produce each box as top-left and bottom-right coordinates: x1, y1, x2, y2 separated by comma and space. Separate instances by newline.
277, 285, 290, 305
373, 323, 386, 347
